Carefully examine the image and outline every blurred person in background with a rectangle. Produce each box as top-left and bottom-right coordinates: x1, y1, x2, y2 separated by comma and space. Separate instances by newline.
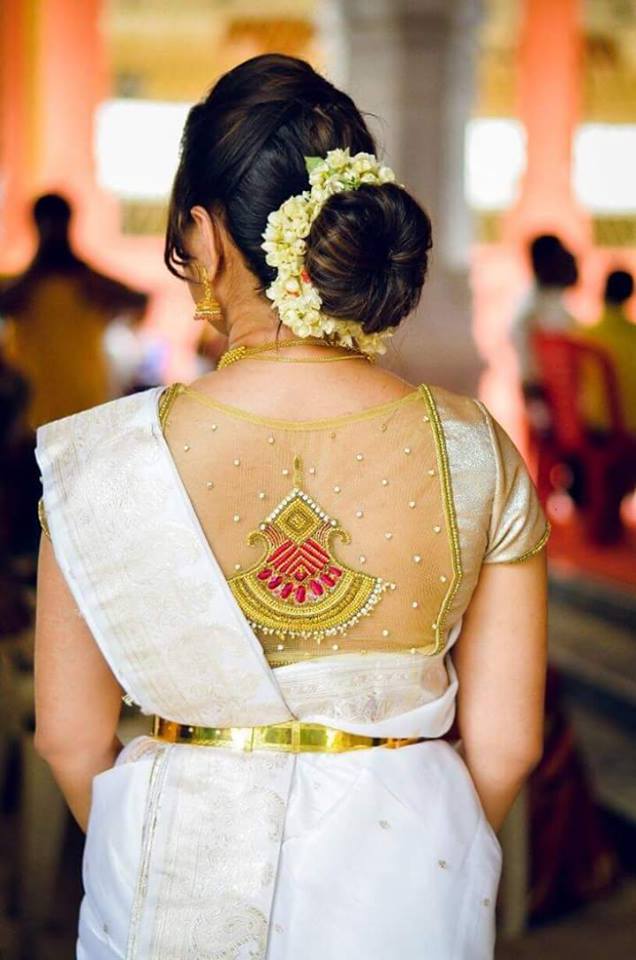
0, 193, 148, 428
529, 667, 619, 922
511, 233, 579, 401
511, 234, 583, 503
0, 355, 40, 564
580, 269, 636, 437
0, 352, 39, 633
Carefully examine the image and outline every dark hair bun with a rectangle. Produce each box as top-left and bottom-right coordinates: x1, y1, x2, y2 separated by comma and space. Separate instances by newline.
166, 54, 433, 335
305, 183, 432, 334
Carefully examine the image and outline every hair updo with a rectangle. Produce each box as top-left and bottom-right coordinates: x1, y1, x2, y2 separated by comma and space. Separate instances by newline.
166, 54, 432, 335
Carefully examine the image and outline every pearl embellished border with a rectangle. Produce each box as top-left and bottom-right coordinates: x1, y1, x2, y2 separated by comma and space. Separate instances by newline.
421, 385, 463, 655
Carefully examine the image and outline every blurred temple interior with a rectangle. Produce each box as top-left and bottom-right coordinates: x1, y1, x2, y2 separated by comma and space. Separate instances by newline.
1, 0, 635, 957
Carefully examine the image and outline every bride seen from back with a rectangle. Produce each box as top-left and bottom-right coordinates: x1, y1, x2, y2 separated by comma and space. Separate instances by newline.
34, 53, 547, 960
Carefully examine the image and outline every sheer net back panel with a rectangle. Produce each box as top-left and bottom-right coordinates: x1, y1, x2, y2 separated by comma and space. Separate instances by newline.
162, 385, 455, 667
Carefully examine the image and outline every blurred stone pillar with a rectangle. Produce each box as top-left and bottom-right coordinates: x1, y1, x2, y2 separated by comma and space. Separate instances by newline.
33, 0, 116, 253
320, 0, 483, 393
0, 0, 38, 271
504, 0, 588, 250
0, 0, 113, 273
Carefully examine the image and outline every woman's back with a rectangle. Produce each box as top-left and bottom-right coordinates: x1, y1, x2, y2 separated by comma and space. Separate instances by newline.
162, 369, 546, 669
164, 373, 450, 666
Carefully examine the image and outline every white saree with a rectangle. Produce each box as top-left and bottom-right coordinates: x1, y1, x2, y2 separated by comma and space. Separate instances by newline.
36, 385, 547, 960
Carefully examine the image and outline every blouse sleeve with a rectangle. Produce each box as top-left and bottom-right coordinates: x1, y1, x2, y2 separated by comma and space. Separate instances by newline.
479, 405, 550, 564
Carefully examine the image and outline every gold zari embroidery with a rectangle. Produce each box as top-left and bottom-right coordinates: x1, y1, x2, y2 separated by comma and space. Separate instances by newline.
421, 385, 463, 656
158, 381, 184, 429
38, 497, 51, 540
228, 456, 391, 642
509, 522, 551, 563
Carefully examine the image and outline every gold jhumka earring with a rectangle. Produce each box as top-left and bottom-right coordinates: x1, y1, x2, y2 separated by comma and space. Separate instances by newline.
193, 263, 222, 324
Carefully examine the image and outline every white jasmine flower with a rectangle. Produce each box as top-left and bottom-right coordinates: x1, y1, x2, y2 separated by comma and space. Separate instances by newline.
261, 149, 398, 356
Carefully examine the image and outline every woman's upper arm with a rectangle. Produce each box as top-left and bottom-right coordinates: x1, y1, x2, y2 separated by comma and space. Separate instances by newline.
453, 551, 548, 762
34, 534, 123, 757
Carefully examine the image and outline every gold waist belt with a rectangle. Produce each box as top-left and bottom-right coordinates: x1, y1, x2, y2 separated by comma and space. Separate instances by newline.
153, 717, 424, 754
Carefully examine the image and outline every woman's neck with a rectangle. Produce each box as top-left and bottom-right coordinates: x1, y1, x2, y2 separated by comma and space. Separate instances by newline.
221, 296, 289, 349
219, 292, 352, 358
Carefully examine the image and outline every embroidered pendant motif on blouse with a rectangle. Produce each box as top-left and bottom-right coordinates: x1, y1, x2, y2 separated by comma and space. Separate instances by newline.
229, 456, 391, 642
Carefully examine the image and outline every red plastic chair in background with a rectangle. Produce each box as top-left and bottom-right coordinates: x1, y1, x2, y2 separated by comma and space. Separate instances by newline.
531, 332, 636, 544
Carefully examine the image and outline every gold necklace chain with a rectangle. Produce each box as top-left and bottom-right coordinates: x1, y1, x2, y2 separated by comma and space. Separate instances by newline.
217, 337, 370, 370
247, 353, 369, 364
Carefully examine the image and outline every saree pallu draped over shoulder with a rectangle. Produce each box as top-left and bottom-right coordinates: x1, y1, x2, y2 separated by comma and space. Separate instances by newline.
36, 388, 503, 960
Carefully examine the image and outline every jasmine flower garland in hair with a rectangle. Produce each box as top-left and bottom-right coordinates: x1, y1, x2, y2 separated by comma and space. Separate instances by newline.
261, 148, 399, 356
